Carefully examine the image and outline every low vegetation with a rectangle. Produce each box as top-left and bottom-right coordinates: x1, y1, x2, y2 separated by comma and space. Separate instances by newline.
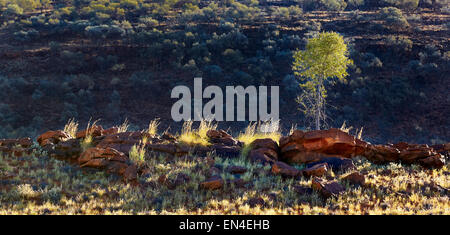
178, 120, 218, 146
0, 151, 448, 214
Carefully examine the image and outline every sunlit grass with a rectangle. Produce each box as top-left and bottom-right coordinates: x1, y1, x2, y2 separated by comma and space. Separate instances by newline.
129, 143, 146, 167
80, 119, 99, 151
147, 118, 160, 136
178, 120, 217, 146
238, 121, 281, 157
63, 118, 78, 139
237, 121, 281, 146
117, 118, 129, 133
0, 151, 448, 215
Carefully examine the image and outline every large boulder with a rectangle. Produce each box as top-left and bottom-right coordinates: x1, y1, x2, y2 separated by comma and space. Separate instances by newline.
76, 125, 104, 139
207, 129, 240, 146
279, 129, 368, 164
364, 143, 445, 168
78, 147, 128, 166
363, 144, 400, 163
97, 131, 155, 155
248, 138, 279, 164
78, 147, 136, 182
250, 138, 279, 152
37, 130, 70, 146
398, 144, 437, 163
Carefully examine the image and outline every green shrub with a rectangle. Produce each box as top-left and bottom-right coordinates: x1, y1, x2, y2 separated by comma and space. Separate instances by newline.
378, 7, 409, 30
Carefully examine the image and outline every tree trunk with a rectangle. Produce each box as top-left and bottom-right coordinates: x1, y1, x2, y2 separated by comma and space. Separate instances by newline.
316, 79, 321, 130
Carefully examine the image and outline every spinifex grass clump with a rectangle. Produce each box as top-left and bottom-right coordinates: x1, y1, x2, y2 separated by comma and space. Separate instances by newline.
178, 120, 218, 146
238, 121, 281, 145
147, 118, 160, 136
63, 118, 78, 139
340, 121, 364, 140
117, 119, 129, 133
129, 143, 146, 167
80, 119, 99, 151
238, 121, 281, 157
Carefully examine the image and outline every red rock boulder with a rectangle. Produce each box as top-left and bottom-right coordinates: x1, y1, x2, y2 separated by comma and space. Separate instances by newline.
37, 130, 70, 146
271, 161, 301, 178
311, 177, 345, 199
76, 125, 104, 139
200, 176, 224, 190
97, 131, 155, 155
78, 147, 128, 166
280, 129, 369, 164
206, 129, 240, 146
248, 138, 279, 164
301, 163, 329, 178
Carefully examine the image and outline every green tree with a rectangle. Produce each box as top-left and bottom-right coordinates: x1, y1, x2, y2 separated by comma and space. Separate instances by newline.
292, 32, 353, 130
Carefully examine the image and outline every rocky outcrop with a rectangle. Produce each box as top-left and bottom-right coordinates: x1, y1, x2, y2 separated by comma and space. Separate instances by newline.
96, 132, 154, 155
78, 147, 137, 183
279, 129, 368, 164
78, 147, 128, 165
364, 143, 445, 168
363, 144, 400, 163
279, 128, 445, 169
18, 126, 446, 189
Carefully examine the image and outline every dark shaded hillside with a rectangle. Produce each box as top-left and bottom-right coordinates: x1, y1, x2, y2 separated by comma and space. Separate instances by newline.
0, 0, 449, 144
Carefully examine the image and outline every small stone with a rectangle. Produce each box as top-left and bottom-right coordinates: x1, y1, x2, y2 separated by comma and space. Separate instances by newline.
271, 161, 301, 178
226, 165, 247, 174
311, 177, 345, 199
200, 176, 223, 190
302, 163, 329, 177
247, 197, 265, 208
343, 172, 365, 186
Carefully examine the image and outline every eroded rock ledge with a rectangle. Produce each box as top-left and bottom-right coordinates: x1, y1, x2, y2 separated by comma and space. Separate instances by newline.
0, 127, 447, 189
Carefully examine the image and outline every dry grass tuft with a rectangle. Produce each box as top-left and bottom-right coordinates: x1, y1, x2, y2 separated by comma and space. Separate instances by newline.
63, 118, 78, 139
178, 120, 217, 146
238, 121, 281, 146
147, 118, 160, 136
117, 118, 130, 133
129, 143, 146, 166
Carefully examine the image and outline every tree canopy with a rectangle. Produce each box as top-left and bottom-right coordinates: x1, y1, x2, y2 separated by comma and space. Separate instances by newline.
293, 32, 353, 130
